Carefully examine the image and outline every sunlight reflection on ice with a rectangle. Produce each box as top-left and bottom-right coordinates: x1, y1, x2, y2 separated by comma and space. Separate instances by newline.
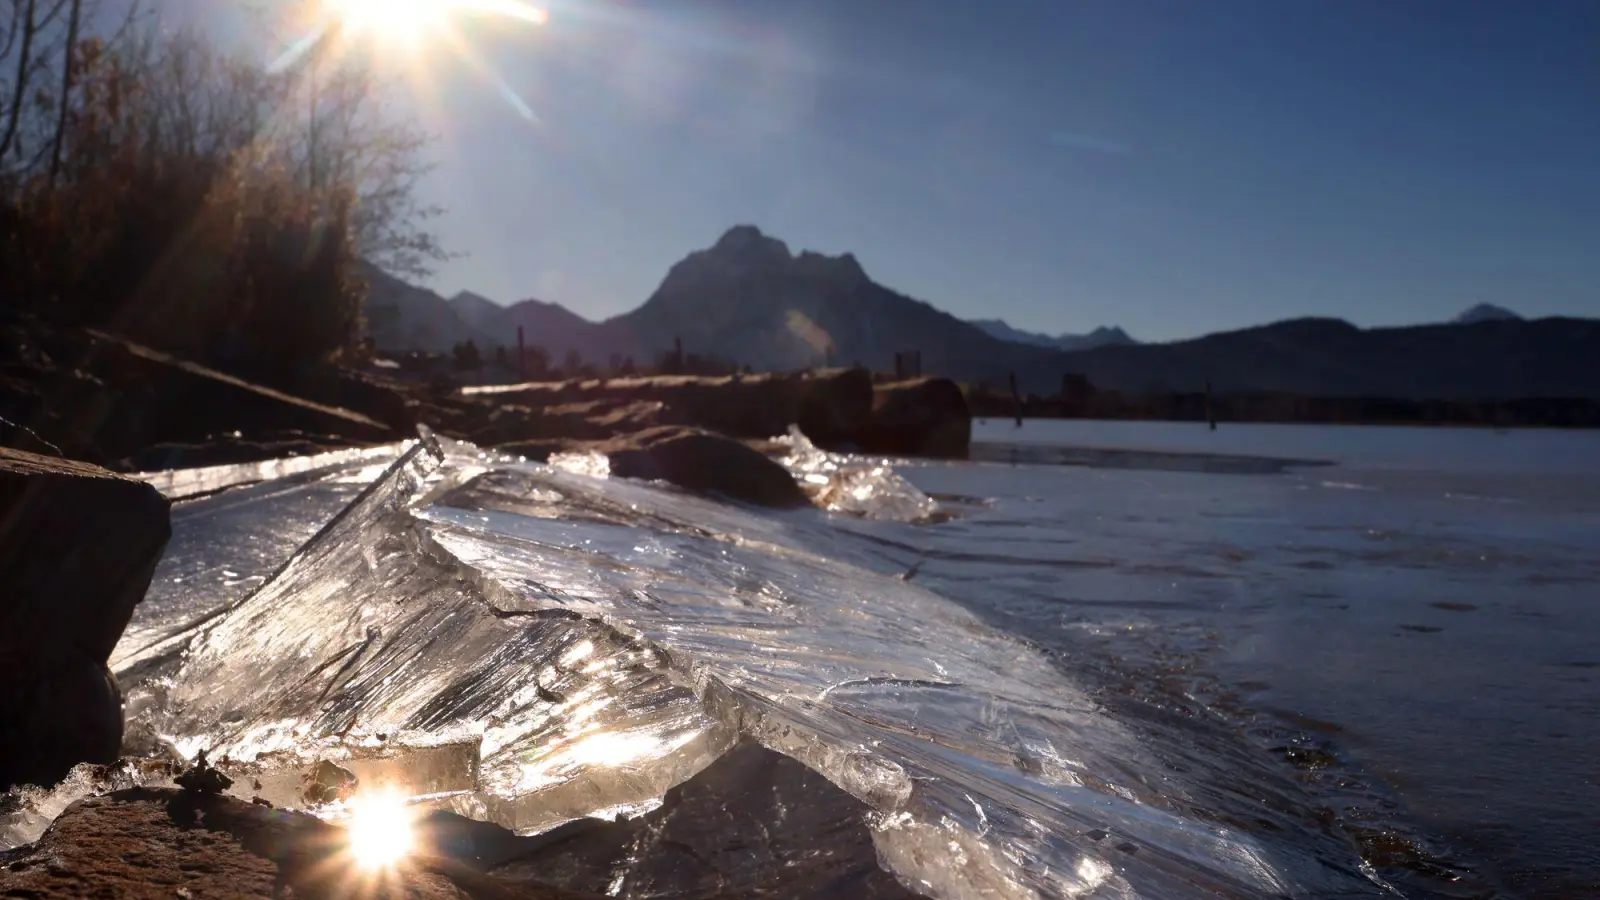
345, 787, 416, 869
66, 435, 1382, 898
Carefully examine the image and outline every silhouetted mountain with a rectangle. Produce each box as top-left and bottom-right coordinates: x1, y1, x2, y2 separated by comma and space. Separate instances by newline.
1452, 303, 1522, 325
361, 264, 490, 353
1054, 316, 1600, 399
449, 291, 506, 332
363, 230, 1600, 400
970, 319, 1137, 352
499, 298, 614, 360
597, 225, 1070, 378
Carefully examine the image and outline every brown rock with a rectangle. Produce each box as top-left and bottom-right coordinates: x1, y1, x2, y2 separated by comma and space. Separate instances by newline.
602, 426, 810, 508
0, 788, 597, 899
0, 449, 172, 790
462, 369, 873, 450
795, 367, 874, 450
123, 433, 360, 472
472, 400, 667, 447
84, 332, 396, 449
279, 367, 420, 433
3, 655, 124, 787
1, 317, 394, 467
304, 760, 361, 805
493, 740, 928, 899
860, 377, 972, 459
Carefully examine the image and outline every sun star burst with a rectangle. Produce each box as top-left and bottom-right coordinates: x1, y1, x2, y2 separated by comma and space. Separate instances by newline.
324, 0, 547, 44
346, 788, 416, 869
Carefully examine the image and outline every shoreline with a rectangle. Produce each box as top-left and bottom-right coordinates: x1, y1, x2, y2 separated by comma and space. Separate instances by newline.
978, 414, 1596, 431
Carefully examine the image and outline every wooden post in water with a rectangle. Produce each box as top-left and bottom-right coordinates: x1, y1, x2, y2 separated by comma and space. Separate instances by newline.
1205, 379, 1217, 431
1009, 371, 1023, 427
517, 326, 526, 381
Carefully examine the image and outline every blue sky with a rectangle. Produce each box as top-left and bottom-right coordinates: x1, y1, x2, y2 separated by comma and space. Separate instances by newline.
180, 1, 1597, 341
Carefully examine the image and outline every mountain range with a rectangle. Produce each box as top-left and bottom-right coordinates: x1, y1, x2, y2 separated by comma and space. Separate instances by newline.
967, 320, 1138, 352
362, 226, 1600, 400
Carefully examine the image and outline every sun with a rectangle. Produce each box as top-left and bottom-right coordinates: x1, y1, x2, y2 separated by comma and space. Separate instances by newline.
325, 0, 446, 42
324, 0, 548, 45
345, 788, 416, 869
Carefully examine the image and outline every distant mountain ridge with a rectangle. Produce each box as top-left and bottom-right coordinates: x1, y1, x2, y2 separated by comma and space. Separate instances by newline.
1452, 303, 1522, 325
448, 291, 505, 332
1052, 314, 1600, 400
968, 319, 1137, 352
361, 263, 488, 353
361, 229, 1600, 399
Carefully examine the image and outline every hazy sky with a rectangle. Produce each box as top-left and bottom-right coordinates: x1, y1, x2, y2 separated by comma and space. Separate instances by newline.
180, 1, 1597, 341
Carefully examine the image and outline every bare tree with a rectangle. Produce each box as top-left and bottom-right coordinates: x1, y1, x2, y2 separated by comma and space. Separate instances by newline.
1, 0, 40, 164
3, 2, 448, 367
274, 45, 451, 279
44, 0, 78, 185
1, 0, 142, 178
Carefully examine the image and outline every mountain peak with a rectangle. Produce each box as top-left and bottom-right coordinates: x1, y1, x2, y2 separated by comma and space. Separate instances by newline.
1086, 326, 1133, 343
449, 290, 506, 332
713, 224, 791, 259
968, 318, 1138, 352
450, 290, 499, 306
797, 249, 869, 285
1453, 303, 1522, 325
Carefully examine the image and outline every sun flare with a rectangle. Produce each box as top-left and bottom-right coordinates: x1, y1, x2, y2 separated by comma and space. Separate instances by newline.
345, 788, 416, 869
271, 0, 550, 124
324, 0, 547, 44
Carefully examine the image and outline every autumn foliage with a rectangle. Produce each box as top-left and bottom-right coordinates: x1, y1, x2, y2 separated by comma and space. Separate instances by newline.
1, 13, 439, 374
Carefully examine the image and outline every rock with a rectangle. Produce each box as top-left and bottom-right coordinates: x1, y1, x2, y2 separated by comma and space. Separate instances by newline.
0, 315, 394, 468
462, 369, 874, 451
860, 377, 972, 459
277, 367, 420, 433
0, 449, 172, 790
174, 750, 235, 796
472, 399, 667, 447
495, 439, 579, 464
122, 433, 360, 472
492, 740, 928, 899
795, 367, 874, 450
1, 657, 123, 789
84, 331, 396, 450
579, 399, 672, 435
601, 427, 811, 509
0, 788, 597, 899
304, 760, 361, 805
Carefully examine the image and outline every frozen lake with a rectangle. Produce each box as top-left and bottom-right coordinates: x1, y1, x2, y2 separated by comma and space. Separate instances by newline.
950, 419, 1600, 896
19, 420, 1595, 898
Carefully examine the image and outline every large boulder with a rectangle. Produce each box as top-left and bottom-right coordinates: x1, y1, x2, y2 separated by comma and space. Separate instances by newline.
859, 377, 972, 459
795, 367, 874, 450
0, 449, 172, 790
598, 426, 811, 509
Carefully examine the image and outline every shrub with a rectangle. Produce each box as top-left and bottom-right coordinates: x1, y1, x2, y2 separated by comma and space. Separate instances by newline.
0, 22, 439, 374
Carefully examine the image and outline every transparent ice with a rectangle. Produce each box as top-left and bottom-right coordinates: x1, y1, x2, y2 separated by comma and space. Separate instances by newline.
6, 433, 1389, 898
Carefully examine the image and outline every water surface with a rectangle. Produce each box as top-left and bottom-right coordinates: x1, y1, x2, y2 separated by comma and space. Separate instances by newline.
944, 420, 1600, 897
12, 421, 1597, 898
